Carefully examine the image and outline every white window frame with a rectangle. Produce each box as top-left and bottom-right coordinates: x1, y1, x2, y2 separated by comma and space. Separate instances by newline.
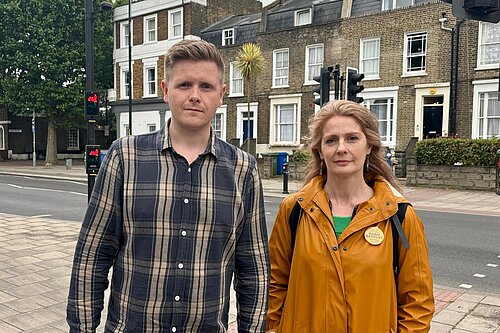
222, 28, 235, 46
269, 94, 302, 146
143, 14, 157, 44
360, 37, 380, 80
295, 8, 312, 26
382, 0, 414, 10
143, 58, 158, 98
168, 8, 183, 39
211, 106, 227, 141
472, 80, 500, 139
477, 22, 500, 70
120, 63, 133, 100
148, 123, 157, 132
67, 128, 79, 150
229, 62, 244, 97
0, 125, 5, 150
403, 31, 427, 76
120, 21, 132, 48
359, 87, 399, 148
273, 49, 289, 88
304, 44, 324, 84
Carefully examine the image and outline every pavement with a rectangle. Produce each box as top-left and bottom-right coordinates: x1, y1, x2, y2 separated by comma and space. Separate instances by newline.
0, 159, 499, 332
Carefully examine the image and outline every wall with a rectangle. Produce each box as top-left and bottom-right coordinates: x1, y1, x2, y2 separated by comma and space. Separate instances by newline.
406, 156, 496, 190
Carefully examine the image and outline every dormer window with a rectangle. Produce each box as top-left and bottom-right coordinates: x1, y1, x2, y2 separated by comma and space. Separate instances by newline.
222, 28, 235, 46
295, 9, 312, 26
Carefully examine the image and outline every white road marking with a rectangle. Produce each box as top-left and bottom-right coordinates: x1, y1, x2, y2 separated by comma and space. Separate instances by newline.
7, 184, 86, 196
473, 274, 486, 278
30, 214, 53, 219
459, 284, 473, 289
486, 264, 498, 268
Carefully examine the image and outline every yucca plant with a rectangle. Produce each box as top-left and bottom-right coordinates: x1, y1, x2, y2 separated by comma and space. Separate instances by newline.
235, 43, 265, 153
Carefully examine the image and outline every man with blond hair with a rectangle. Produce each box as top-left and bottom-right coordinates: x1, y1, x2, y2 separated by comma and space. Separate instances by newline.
67, 39, 269, 332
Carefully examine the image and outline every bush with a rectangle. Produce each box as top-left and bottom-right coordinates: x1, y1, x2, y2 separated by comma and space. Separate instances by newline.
291, 148, 312, 163
415, 138, 500, 166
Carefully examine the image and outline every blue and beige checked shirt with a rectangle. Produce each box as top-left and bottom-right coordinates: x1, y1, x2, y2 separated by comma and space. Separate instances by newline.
67, 124, 269, 332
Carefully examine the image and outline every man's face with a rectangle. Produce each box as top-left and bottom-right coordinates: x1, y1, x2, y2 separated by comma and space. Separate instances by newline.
162, 59, 226, 133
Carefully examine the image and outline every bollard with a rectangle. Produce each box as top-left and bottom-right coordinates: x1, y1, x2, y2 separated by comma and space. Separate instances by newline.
282, 162, 289, 194
66, 158, 73, 170
496, 149, 500, 196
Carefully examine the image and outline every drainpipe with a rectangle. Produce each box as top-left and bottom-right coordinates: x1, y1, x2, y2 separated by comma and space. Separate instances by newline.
442, 12, 464, 137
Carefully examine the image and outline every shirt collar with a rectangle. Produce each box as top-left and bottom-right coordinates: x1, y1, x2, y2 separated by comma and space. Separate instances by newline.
158, 118, 218, 159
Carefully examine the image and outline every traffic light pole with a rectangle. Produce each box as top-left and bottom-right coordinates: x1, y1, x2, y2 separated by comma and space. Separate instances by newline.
85, 0, 97, 201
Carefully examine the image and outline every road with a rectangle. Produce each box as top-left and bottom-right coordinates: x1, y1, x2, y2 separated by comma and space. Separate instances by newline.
1, 174, 499, 294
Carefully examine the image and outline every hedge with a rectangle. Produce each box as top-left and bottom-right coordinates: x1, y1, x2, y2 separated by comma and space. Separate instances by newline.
415, 138, 500, 166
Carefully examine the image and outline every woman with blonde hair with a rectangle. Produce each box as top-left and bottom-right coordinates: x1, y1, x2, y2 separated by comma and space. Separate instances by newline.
266, 100, 434, 332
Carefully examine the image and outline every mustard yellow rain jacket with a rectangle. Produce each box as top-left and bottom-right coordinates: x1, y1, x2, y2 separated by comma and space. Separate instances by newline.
267, 176, 434, 333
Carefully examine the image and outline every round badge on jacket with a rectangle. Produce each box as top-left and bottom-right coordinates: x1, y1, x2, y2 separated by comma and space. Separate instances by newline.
364, 226, 384, 245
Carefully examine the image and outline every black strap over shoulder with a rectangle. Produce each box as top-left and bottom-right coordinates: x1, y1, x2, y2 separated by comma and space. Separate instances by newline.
391, 202, 411, 278
288, 202, 302, 254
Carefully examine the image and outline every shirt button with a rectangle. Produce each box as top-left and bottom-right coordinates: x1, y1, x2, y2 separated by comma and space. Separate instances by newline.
181, 230, 187, 236
171, 327, 177, 332
174, 295, 180, 301
184, 198, 189, 204
188, 167, 191, 173
178, 263, 184, 269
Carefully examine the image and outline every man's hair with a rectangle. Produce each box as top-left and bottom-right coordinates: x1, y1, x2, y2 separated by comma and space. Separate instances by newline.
164, 39, 225, 83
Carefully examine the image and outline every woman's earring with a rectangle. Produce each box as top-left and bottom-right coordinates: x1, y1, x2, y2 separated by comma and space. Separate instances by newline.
365, 155, 370, 171
319, 159, 324, 175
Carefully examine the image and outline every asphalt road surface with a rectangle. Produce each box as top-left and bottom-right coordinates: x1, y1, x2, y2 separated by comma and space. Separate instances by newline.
1, 174, 498, 294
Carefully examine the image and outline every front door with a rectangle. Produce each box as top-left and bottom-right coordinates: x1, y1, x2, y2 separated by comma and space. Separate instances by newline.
242, 111, 254, 143
423, 96, 444, 139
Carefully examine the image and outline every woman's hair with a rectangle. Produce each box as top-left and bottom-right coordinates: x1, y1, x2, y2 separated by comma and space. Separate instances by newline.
164, 39, 225, 83
303, 100, 401, 191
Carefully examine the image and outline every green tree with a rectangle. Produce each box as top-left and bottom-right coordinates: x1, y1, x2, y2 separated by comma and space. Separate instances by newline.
235, 43, 265, 154
0, 0, 114, 165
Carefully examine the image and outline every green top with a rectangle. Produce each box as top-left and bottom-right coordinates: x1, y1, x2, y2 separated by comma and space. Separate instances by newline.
333, 215, 352, 239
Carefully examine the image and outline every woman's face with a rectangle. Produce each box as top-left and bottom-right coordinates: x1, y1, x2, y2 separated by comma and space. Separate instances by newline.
319, 116, 372, 179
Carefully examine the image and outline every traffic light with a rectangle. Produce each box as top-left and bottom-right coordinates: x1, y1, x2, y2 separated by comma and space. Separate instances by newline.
452, 0, 500, 23
313, 67, 332, 107
85, 145, 101, 175
84, 90, 99, 119
346, 67, 365, 104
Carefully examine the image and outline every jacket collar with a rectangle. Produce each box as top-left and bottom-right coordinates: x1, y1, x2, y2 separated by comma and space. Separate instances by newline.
296, 176, 408, 223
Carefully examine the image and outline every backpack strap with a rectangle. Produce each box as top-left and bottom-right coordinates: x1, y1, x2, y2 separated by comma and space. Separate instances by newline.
288, 201, 303, 254
391, 202, 410, 278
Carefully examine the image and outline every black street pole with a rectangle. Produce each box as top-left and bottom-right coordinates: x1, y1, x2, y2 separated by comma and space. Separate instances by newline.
128, 0, 132, 135
85, 0, 96, 201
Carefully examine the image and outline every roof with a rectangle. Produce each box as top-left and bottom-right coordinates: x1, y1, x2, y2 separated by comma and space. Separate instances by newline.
202, 12, 261, 32
268, 0, 337, 14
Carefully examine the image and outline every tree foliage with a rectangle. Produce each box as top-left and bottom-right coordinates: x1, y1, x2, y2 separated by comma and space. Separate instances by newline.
0, 0, 85, 127
0, 0, 114, 164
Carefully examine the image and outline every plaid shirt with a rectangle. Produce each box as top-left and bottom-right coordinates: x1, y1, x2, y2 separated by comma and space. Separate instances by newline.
67, 124, 269, 332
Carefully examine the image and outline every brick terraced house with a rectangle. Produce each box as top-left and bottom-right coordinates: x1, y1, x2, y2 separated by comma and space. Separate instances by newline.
112, 0, 499, 163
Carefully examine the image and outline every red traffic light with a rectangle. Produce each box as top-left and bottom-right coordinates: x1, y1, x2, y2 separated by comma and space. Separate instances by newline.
84, 90, 99, 118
